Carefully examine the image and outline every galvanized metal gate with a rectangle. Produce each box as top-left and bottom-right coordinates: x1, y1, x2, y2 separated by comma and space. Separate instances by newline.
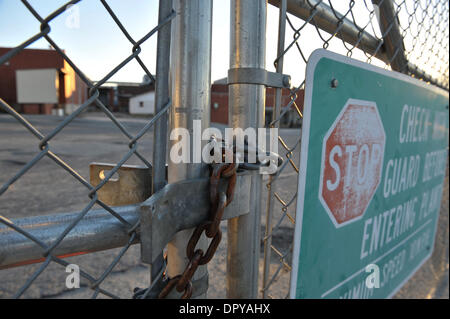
0, 0, 448, 299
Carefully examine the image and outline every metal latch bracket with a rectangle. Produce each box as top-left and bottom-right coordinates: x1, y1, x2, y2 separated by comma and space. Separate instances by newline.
140, 172, 252, 264
227, 67, 291, 88
90, 162, 152, 206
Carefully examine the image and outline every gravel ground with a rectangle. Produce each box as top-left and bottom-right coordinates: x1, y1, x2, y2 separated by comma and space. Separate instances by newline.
0, 113, 448, 299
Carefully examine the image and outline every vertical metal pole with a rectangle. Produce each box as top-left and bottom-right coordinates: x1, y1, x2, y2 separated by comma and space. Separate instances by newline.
262, 0, 286, 299
227, 0, 267, 299
151, 0, 173, 282
167, 0, 213, 298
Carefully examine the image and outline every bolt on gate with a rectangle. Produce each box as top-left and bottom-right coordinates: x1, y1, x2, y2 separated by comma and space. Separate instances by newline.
0, 0, 449, 299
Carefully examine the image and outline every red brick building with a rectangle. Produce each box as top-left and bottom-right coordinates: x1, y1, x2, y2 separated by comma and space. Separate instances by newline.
211, 82, 304, 127
0, 47, 88, 114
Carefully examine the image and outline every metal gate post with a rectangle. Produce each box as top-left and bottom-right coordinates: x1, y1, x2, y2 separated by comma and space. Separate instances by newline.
166, 0, 213, 298
150, 0, 173, 283
227, 0, 267, 299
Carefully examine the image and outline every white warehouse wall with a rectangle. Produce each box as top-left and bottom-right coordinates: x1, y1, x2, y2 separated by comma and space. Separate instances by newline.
129, 91, 155, 115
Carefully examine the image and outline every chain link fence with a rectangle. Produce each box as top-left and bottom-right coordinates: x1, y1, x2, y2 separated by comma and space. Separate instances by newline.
0, 0, 174, 298
261, 0, 449, 298
0, 0, 448, 300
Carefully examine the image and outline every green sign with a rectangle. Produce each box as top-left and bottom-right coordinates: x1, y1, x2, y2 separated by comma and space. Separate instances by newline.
291, 50, 449, 299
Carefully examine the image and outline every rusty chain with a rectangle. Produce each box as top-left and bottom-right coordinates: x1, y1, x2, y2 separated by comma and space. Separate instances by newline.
158, 162, 238, 299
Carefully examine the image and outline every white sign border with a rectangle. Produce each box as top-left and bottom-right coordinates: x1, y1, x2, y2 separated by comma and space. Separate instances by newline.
289, 48, 449, 299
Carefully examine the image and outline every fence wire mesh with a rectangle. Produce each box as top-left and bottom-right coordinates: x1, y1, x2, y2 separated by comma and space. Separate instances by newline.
0, 0, 174, 298
262, 0, 449, 298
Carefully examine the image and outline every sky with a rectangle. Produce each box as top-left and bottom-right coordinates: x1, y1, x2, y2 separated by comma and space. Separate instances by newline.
0, 0, 396, 86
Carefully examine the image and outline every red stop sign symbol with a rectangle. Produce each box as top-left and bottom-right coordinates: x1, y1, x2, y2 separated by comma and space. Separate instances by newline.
319, 99, 386, 227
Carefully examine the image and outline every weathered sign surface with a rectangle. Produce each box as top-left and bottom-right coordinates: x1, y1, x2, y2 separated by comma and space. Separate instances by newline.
291, 49, 449, 299
319, 99, 386, 227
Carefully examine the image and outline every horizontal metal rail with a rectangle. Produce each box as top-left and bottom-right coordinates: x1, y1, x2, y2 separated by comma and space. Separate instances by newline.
0, 172, 251, 270
0, 206, 139, 270
268, 0, 387, 61
268, 0, 446, 89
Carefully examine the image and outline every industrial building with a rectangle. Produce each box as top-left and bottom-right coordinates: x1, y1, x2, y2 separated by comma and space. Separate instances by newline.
0, 47, 88, 115
97, 81, 154, 113
210, 79, 304, 127
0, 47, 155, 115
0, 47, 302, 123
